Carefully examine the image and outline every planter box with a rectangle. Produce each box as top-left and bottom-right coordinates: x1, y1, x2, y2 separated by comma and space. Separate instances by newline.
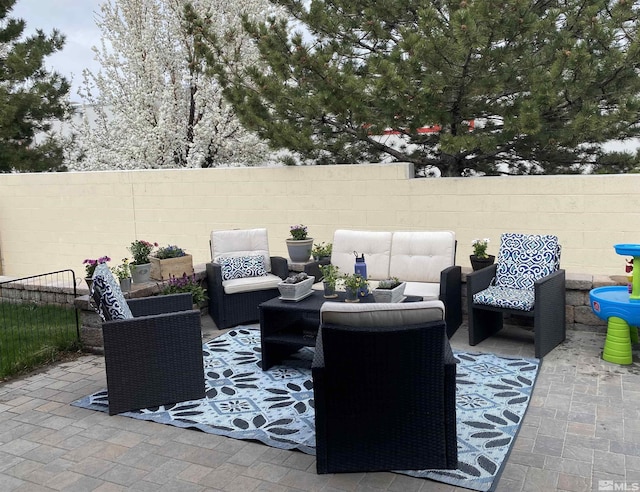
278, 276, 315, 301
150, 254, 194, 281
373, 282, 406, 303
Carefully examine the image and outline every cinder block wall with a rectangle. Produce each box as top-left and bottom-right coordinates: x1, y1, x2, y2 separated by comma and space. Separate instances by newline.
1, 164, 639, 280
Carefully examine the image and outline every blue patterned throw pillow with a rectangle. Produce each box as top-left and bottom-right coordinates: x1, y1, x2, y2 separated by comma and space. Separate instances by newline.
91, 264, 133, 321
219, 255, 268, 281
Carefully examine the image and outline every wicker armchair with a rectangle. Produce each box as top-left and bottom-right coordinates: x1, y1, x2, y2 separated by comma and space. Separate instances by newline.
467, 232, 566, 358
312, 302, 458, 474
207, 228, 288, 329
91, 265, 205, 415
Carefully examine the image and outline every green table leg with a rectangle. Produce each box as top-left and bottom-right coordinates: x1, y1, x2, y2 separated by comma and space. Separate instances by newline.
603, 316, 633, 365
632, 325, 639, 345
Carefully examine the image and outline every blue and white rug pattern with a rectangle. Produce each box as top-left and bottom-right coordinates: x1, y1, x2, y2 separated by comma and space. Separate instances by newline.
72, 327, 540, 492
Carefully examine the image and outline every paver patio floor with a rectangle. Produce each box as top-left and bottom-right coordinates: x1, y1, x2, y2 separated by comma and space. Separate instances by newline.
1, 315, 639, 491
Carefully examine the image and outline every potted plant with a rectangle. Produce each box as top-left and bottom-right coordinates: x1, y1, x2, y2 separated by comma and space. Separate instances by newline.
286, 224, 314, 263
372, 277, 406, 303
128, 240, 157, 283
342, 273, 369, 302
277, 272, 315, 301
161, 273, 208, 308
111, 258, 132, 292
470, 238, 495, 271
82, 255, 111, 289
319, 263, 340, 298
150, 244, 194, 280
312, 242, 332, 261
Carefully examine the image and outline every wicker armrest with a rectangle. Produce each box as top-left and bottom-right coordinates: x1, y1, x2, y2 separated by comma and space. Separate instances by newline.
270, 256, 289, 279
466, 264, 497, 296
439, 265, 462, 337
312, 326, 325, 370
127, 293, 193, 317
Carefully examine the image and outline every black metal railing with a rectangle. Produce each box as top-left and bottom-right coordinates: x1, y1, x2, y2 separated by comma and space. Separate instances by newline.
0, 269, 80, 379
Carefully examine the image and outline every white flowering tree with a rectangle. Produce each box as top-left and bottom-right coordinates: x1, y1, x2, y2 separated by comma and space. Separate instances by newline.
70, 0, 277, 170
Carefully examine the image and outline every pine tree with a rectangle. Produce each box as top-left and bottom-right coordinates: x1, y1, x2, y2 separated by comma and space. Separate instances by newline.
202, 0, 640, 176
0, 0, 70, 173
72, 0, 277, 171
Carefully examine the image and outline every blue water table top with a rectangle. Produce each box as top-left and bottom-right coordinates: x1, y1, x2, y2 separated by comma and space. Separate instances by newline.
590, 286, 640, 326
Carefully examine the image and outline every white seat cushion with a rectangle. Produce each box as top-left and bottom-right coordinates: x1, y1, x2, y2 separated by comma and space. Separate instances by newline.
211, 228, 272, 273
320, 300, 445, 326
222, 273, 282, 295
331, 230, 393, 280
389, 231, 455, 283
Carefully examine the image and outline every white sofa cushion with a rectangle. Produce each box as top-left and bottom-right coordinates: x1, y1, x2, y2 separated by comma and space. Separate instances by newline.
320, 300, 445, 326
331, 230, 393, 280
389, 231, 455, 283
222, 273, 282, 294
211, 228, 272, 272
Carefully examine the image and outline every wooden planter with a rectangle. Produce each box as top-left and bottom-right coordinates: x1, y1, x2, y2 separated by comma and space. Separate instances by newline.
150, 254, 194, 281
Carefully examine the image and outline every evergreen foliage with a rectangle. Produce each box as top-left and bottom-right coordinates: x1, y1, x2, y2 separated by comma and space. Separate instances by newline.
200, 0, 640, 176
0, 0, 70, 173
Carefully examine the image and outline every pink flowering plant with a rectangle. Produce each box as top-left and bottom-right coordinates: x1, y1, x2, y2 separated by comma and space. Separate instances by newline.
128, 240, 157, 265
83, 256, 111, 277
289, 224, 308, 240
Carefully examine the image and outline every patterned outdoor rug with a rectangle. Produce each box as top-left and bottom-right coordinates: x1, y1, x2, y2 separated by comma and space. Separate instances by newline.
72, 326, 540, 492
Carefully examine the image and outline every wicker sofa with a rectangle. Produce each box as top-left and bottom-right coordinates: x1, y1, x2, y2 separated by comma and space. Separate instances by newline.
305, 229, 462, 337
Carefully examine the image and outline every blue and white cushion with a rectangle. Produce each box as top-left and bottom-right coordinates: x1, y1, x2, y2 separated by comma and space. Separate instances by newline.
473, 285, 535, 311
92, 264, 133, 321
218, 255, 268, 281
494, 233, 560, 290
475, 233, 560, 312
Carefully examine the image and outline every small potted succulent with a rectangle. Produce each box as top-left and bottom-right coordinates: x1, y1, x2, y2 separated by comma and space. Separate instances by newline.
470, 238, 495, 271
278, 272, 315, 301
342, 273, 369, 302
286, 224, 314, 263
319, 263, 340, 298
372, 277, 406, 303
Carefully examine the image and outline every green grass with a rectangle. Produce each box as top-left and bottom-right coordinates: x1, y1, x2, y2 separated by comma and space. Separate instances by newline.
0, 301, 81, 380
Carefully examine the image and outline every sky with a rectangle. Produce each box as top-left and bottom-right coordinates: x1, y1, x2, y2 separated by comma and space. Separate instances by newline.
11, 0, 104, 102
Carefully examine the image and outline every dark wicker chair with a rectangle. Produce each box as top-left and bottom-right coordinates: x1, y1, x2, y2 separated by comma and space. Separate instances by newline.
312, 302, 458, 474
207, 228, 288, 329
91, 266, 205, 415
467, 233, 566, 359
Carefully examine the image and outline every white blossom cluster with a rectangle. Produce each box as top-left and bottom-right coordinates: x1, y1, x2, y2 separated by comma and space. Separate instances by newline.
68, 0, 279, 171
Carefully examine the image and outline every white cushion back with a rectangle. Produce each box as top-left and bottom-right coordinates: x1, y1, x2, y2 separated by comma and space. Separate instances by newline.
211, 228, 272, 272
320, 300, 445, 326
389, 231, 455, 283
331, 230, 393, 280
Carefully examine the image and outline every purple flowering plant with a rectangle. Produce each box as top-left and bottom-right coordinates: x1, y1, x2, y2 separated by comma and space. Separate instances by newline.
83, 256, 111, 277
289, 224, 308, 240
161, 273, 207, 305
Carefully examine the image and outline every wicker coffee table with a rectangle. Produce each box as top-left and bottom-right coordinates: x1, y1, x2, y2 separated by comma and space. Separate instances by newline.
259, 290, 421, 370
